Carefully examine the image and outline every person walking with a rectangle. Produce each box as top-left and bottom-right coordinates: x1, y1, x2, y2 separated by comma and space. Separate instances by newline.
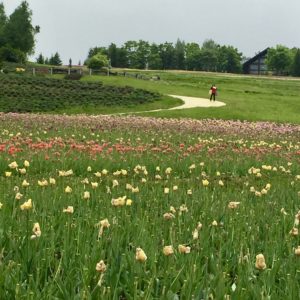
210, 84, 217, 101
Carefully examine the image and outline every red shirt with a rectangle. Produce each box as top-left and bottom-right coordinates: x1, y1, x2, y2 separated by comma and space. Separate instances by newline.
211, 86, 217, 94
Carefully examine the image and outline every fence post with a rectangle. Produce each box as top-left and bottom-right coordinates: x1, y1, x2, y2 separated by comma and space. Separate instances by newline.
50, 68, 53, 75
68, 68, 71, 75
32, 68, 36, 76
89, 68, 92, 76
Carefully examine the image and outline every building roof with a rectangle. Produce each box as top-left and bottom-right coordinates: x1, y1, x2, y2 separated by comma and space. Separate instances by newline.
243, 48, 270, 68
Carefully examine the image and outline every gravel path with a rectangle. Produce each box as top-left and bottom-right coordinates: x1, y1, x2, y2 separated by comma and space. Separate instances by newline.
168, 95, 226, 109
116, 95, 226, 115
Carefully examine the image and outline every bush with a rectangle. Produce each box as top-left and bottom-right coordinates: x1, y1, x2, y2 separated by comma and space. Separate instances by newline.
64, 73, 82, 80
87, 53, 108, 70
0, 46, 26, 63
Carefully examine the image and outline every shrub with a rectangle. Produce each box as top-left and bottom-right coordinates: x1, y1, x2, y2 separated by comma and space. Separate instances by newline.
64, 73, 82, 80
0, 46, 26, 63
87, 53, 109, 70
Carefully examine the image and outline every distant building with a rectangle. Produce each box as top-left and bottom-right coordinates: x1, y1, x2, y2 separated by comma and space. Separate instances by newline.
243, 48, 269, 75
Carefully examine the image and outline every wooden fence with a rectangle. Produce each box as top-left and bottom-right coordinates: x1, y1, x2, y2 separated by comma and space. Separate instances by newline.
5, 66, 161, 81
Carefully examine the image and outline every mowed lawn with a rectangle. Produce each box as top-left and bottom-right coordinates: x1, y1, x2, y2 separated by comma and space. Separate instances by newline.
82, 71, 300, 124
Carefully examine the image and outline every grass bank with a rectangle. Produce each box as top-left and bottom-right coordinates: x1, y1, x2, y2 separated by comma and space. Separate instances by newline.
82, 71, 300, 123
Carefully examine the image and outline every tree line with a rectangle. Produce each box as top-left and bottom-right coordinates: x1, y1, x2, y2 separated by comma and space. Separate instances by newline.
86, 39, 243, 73
36, 52, 63, 66
266, 45, 300, 77
85, 41, 300, 76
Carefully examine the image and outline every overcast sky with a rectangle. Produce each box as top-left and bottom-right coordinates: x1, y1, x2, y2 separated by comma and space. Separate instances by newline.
2, 0, 300, 65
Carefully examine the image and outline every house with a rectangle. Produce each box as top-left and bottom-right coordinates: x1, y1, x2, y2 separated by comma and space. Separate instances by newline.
243, 48, 269, 75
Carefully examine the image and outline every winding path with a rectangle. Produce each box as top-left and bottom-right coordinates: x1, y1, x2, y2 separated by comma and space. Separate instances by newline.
167, 95, 226, 110
116, 95, 226, 115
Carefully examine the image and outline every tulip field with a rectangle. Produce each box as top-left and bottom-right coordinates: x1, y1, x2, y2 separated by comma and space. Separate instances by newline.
0, 113, 300, 299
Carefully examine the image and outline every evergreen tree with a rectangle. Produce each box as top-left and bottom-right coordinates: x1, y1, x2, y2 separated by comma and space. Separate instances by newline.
36, 53, 45, 64
108, 43, 118, 67
4, 1, 39, 56
291, 49, 300, 77
49, 52, 62, 66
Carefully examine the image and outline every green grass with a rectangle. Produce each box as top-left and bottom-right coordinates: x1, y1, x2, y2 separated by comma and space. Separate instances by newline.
82, 71, 300, 123
52, 95, 180, 115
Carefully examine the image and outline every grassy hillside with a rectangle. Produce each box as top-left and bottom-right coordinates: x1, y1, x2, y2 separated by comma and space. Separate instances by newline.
1, 68, 299, 123
0, 74, 181, 114
82, 71, 300, 124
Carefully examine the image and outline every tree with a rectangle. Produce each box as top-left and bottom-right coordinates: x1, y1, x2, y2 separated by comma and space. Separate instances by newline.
0, 3, 7, 48
174, 39, 186, 70
148, 43, 162, 70
199, 39, 219, 71
4, 1, 39, 56
291, 49, 300, 77
135, 40, 150, 69
217, 46, 242, 73
49, 52, 62, 66
202, 39, 219, 50
36, 53, 45, 64
185, 43, 201, 70
87, 53, 108, 69
87, 46, 107, 61
124, 40, 139, 68
116, 47, 128, 68
199, 49, 218, 71
266, 45, 293, 75
108, 43, 118, 67
159, 42, 176, 69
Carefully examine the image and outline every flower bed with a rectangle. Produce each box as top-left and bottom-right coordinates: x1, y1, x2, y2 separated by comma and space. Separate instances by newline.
0, 74, 160, 112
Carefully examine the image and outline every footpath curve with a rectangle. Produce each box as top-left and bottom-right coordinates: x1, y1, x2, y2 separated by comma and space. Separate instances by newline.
115, 95, 226, 115
167, 95, 226, 110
